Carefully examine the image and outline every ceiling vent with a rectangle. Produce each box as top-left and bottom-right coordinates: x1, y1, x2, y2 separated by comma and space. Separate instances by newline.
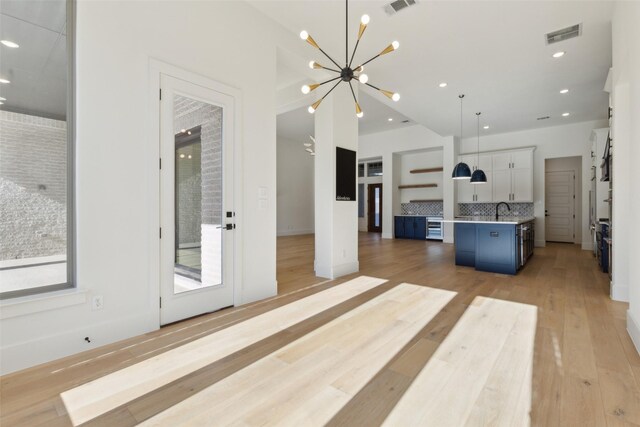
402, 119, 410, 123
537, 116, 550, 121
384, 0, 417, 16
545, 24, 582, 45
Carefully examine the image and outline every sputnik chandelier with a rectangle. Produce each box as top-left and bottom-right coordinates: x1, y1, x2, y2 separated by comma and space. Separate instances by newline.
300, 0, 400, 118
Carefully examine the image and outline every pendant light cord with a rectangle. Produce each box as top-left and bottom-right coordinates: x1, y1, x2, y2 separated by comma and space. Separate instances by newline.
459, 94, 464, 140
477, 112, 481, 164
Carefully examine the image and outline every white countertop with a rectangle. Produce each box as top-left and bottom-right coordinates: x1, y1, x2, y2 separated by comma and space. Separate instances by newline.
446, 216, 535, 225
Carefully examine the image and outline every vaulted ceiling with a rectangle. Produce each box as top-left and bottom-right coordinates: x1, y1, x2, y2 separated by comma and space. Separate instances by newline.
254, 0, 613, 137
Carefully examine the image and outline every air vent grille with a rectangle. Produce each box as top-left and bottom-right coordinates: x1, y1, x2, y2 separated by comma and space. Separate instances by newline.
537, 116, 550, 121
402, 119, 410, 123
385, 0, 418, 15
545, 24, 582, 45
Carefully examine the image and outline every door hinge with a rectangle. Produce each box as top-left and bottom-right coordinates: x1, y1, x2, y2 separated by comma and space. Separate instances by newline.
159, 227, 162, 238
159, 88, 162, 100
159, 158, 162, 169
159, 297, 162, 308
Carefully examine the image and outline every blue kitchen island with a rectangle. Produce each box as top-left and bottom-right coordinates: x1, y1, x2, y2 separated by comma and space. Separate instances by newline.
451, 217, 535, 275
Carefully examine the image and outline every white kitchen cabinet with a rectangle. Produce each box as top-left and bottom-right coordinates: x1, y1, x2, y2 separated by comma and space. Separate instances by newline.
458, 148, 534, 203
457, 154, 493, 202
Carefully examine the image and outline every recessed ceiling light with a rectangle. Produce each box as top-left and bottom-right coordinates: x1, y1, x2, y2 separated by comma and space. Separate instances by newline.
552, 51, 565, 58
179, 153, 185, 158
562, 112, 570, 117
483, 125, 489, 129
188, 155, 192, 159
388, 118, 393, 122
0, 101, 3, 105
560, 89, 569, 94
0, 97, 5, 101
438, 82, 447, 88
0, 78, 10, 84
1, 40, 19, 48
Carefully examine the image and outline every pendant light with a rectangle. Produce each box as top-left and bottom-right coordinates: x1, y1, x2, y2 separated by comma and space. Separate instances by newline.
299, 0, 400, 118
452, 94, 471, 179
470, 112, 487, 184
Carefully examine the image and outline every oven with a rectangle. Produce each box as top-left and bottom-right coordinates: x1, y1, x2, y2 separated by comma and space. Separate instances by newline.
426, 217, 444, 241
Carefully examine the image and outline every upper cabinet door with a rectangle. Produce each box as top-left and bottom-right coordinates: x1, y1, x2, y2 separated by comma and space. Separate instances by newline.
511, 168, 533, 202
457, 179, 475, 203
492, 152, 511, 170
511, 150, 533, 169
492, 169, 511, 202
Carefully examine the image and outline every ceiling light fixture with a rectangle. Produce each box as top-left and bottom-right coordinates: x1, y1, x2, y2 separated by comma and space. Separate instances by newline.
1, 40, 19, 48
0, 97, 5, 101
483, 125, 489, 129
452, 94, 471, 180
0, 101, 3, 105
560, 89, 569, 94
470, 112, 487, 184
388, 118, 393, 122
562, 112, 570, 117
439, 82, 448, 88
0, 78, 10, 84
300, 0, 400, 118
179, 153, 185, 159
552, 51, 565, 58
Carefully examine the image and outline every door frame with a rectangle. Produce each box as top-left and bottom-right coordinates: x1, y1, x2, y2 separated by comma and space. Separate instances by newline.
148, 59, 243, 325
367, 183, 383, 233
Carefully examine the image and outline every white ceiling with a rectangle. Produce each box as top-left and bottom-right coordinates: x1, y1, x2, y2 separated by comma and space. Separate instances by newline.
253, 0, 613, 137
0, 0, 67, 120
277, 89, 414, 142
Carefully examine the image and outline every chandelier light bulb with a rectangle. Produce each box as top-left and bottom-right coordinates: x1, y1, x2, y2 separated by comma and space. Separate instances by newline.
357, 111, 364, 118
392, 93, 400, 102
1, 40, 19, 48
309, 61, 315, 69
392, 41, 400, 50
0, 78, 10, 84
301, 85, 311, 94
308, 106, 316, 114
360, 15, 370, 25
359, 73, 369, 84
300, 30, 309, 40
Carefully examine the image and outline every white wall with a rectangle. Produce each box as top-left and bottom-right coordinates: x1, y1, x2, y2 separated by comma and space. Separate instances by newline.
610, 1, 640, 346
460, 120, 607, 248
359, 125, 450, 239
398, 149, 444, 204
276, 136, 314, 236
545, 156, 583, 244
0, 0, 296, 374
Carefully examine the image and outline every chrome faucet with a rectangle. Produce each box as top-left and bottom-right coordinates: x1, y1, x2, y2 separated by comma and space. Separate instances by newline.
495, 202, 511, 220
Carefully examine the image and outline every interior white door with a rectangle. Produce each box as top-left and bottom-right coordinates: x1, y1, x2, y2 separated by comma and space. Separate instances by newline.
545, 171, 575, 243
160, 74, 235, 325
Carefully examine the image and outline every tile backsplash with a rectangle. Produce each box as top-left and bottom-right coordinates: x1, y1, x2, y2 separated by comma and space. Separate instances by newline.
401, 201, 444, 216
458, 202, 534, 217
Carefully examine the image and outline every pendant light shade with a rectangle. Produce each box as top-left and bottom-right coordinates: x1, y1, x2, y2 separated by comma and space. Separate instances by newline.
470, 112, 487, 184
452, 94, 471, 180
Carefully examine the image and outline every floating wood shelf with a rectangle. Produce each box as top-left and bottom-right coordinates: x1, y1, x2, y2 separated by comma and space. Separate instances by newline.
409, 199, 443, 203
410, 167, 444, 174
398, 183, 438, 189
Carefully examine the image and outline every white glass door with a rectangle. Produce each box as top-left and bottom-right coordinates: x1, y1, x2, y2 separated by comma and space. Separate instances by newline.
160, 74, 234, 325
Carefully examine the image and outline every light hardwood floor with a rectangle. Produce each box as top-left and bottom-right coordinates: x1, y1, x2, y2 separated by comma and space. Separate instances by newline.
1, 233, 639, 426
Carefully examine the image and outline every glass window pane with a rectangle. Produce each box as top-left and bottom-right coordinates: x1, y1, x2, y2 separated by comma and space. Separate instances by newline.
358, 163, 365, 178
367, 161, 383, 177
358, 183, 364, 217
173, 95, 223, 294
0, 0, 71, 298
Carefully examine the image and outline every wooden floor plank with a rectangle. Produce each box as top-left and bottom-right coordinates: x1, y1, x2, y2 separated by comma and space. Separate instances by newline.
139, 284, 456, 426
60, 275, 387, 426
383, 296, 537, 427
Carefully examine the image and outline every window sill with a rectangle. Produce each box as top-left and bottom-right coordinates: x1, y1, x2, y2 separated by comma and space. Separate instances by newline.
0, 288, 88, 320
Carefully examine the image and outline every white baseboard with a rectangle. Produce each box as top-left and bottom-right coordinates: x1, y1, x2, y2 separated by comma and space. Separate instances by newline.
611, 282, 629, 302
581, 241, 593, 251
1, 312, 157, 375
627, 310, 640, 356
535, 239, 546, 247
276, 229, 314, 237
381, 232, 392, 239
333, 261, 359, 278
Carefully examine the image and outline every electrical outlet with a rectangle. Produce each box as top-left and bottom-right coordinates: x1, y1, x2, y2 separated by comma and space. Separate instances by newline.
92, 295, 104, 311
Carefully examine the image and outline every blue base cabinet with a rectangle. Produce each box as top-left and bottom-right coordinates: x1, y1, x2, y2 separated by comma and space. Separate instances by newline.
454, 222, 519, 275
454, 223, 476, 267
475, 224, 517, 275
394, 216, 427, 240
